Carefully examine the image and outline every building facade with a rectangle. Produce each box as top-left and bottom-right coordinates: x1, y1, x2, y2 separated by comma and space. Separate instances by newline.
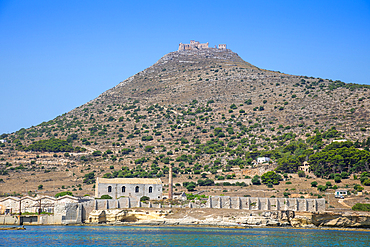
95, 178, 163, 200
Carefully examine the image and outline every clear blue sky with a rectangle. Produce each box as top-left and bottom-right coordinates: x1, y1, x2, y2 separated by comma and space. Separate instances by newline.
1, 0, 369, 134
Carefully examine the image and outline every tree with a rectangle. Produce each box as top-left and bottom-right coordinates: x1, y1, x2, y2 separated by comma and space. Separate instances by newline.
311, 181, 318, 187
83, 172, 95, 184
261, 171, 280, 185
38, 185, 43, 190
298, 171, 305, 177
252, 175, 261, 185
186, 183, 196, 191
334, 176, 341, 183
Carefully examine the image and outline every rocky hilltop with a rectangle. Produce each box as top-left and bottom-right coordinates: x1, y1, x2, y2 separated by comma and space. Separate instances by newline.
0, 47, 369, 209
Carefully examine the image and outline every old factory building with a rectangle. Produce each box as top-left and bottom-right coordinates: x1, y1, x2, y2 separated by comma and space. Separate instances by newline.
95, 178, 163, 200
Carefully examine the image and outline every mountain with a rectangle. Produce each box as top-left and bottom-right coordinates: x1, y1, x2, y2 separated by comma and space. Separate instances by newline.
0, 47, 369, 198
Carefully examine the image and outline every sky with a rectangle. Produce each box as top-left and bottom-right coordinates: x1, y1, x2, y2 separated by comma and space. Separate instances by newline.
0, 0, 369, 134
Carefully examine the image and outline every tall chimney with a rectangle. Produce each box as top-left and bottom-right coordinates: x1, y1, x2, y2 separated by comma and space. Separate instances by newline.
168, 166, 173, 200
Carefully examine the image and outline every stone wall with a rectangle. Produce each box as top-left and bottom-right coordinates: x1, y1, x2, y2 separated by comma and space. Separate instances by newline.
207, 196, 325, 212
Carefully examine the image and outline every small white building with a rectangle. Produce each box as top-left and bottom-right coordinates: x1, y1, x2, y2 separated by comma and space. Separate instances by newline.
335, 189, 348, 198
257, 157, 270, 164
333, 139, 347, 143
299, 161, 310, 173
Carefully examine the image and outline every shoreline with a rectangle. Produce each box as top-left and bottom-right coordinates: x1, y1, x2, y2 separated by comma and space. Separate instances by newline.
2, 222, 370, 232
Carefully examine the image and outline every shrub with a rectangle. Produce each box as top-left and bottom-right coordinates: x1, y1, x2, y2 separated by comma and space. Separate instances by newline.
55, 191, 73, 198
140, 196, 150, 202
142, 136, 153, 141
317, 185, 327, 192
38, 185, 43, 190
100, 195, 112, 199
352, 203, 370, 212
354, 184, 364, 192
92, 150, 102, 156
251, 175, 261, 185
334, 176, 341, 183
311, 181, 318, 187
298, 171, 305, 177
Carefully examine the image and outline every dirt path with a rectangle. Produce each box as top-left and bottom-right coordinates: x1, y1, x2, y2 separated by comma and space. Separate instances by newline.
338, 198, 351, 208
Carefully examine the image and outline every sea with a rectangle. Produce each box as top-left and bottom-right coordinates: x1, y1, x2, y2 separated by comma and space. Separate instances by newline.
1, 225, 370, 246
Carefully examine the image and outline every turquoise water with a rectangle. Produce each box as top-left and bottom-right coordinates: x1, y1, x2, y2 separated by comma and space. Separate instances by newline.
1, 225, 370, 246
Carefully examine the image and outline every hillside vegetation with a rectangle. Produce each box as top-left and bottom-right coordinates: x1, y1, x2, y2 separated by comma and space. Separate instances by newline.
0, 48, 369, 205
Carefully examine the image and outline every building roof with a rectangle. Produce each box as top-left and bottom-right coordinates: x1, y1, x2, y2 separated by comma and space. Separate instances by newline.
98, 178, 162, 185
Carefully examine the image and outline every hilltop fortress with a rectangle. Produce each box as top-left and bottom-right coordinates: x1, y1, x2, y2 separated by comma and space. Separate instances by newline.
178, 40, 226, 51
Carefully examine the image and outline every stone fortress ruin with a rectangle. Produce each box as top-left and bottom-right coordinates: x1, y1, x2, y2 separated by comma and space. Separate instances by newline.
178, 40, 227, 51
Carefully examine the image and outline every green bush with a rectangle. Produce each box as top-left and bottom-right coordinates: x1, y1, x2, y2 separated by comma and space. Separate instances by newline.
140, 196, 150, 202
298, 171, 305, 177
251, 175, 261, 185
100, 195, 112, 199
55, 191, 73, 198
352, 203, 370, 212
311, 181, 318, 187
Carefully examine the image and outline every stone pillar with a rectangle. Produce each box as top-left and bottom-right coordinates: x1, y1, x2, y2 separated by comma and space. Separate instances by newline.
95, 200, 98, 210
207, 196, 212, 208
305, 199, 308, 212
148, 202, 152, 208
168, 166, 173, 200
116, 200, 120, 209
266, 198, 270, 210
238, 197, 241, 209
158, 203, 162, 208
276, 199, 280, 210
137, 200, 141, 208
106, 200, 109, 209
295, 199, 298, 211
127, 198, 131, 208
248, 198, 251, 210
314, 199, 318, 212
218, 197, 222, 208
189, 202, 193, 208
229, 197, 232, 209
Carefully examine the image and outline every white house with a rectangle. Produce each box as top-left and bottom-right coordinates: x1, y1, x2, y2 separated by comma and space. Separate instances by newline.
257, 157, 270, 164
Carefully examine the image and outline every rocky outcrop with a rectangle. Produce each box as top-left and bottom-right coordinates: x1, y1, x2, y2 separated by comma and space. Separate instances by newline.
85, 208, 370, 228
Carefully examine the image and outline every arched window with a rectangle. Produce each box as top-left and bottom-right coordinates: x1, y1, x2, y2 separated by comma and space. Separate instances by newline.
122, 186, 126, 193
149, 187, 153, 193
108, 186, 112, 193
135, 186, 139, 193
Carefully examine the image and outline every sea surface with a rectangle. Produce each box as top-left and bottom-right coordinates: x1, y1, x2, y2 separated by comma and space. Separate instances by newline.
1, 225, 370, 246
